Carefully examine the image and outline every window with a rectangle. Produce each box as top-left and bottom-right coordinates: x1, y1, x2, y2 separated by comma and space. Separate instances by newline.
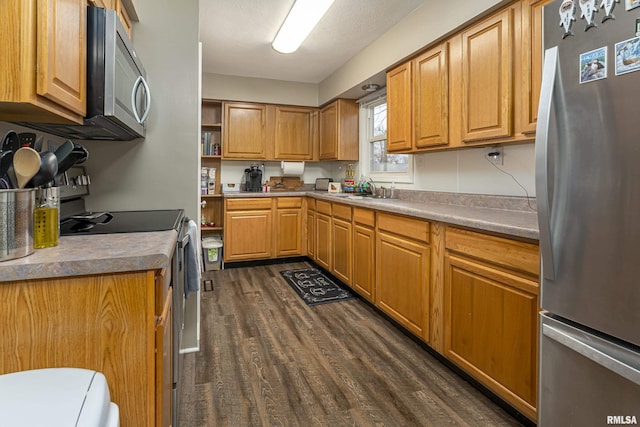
359, 90, 413, 183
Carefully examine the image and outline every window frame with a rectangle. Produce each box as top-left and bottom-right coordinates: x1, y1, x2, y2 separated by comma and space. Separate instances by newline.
358, 89, 413, 184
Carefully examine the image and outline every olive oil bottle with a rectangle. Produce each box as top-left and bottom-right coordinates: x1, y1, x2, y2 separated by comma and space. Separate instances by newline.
33, 187, 59, 249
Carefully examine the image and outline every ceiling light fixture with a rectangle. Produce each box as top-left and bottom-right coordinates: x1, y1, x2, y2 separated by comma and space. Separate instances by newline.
272, 0, 335, 54
361, 83, 380, 92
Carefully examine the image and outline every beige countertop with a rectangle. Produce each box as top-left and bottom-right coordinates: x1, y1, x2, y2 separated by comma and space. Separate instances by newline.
224, 190, 539, 241
0, 230, 177, 283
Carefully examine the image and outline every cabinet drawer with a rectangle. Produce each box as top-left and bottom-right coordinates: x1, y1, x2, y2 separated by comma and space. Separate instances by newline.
316, 200, 332, 216
277, 197, 302, 208
226, 198, 272, 211
377, 213, 429, 243
445, 227, 539, 277
353, 207, 375, 227
332, 203, 351, 221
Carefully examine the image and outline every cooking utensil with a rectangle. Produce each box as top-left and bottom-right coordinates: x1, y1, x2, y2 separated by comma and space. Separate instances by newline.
56, 143, 88, 177
33, 136, 44, 152
13, 147, 41, 189
28, 151, 58, 188
0, 151, 14, 189
53, 140, 74, 167
18, 132, 36, 148
1, 130, 20, 153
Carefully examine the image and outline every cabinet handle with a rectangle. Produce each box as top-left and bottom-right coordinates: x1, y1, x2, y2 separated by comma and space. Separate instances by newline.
156, 287, 172, 328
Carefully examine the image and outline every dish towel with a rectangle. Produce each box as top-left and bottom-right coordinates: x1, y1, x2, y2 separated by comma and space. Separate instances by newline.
184, 219, 201, 298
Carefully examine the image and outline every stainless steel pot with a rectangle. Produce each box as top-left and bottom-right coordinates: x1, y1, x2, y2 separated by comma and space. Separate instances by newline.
0, 189, 35, 261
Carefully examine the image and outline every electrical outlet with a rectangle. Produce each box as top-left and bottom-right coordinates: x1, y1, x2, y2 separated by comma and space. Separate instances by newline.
484, 146, 503, 165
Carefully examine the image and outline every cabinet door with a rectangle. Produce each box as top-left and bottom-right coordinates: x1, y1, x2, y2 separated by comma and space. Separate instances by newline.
353, 224, 375, 302
275, 208, 302, 257
444, 254, 538, 420
37, 0, 87, 116
386, 62, 413, 152
414, 43, 449, 149
460, 8, 513, 143
520, 0, 552, 135
376, 231, 430, 341
275, 106, 315, 160
315, 213, 332, 270
223, 103, 267, 159
331, 217, 352, 286
319, 102, 338, 159
224, 210, 273, 261
306, 210, 315, 259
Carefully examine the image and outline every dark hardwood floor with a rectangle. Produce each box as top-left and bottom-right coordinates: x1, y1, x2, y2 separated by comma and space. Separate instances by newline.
178, 261, 523, 426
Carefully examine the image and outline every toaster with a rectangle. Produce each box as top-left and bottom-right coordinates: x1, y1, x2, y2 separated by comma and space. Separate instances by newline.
315, 178, 333, 191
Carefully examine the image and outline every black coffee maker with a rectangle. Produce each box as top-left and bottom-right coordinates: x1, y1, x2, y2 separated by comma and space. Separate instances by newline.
243, 163, 263, 192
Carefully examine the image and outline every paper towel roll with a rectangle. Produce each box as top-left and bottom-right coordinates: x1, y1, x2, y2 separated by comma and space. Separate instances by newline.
281, 161, 305, 176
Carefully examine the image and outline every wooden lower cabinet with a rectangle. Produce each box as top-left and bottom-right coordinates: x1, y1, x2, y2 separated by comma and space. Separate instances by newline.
444, 227, 539, 421
375, 213, 430, 342
353, 223, 375, 302
0, 270, 171, 427
306, 208, 315, 259
276, 197, 303, 257
225, 197, 306, 262
224, 198, 272, 262
315, 212, 332, 271
331, 216, 352, 285
352, 207, 375, 302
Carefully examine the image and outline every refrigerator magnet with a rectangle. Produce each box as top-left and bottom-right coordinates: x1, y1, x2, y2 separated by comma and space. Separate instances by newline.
600, 0, 618, 23
579, 0, 598, 31
560, 0, 577, 38
615, 37, 640, 75
625, 0, 640, 11
579, 47, 608, 83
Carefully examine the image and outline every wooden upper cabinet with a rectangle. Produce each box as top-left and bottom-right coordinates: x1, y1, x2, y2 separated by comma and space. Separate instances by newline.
223, 102, 269, 159
319, 99, 359, 160
459, 7, 514, 143
520, 0, 552, 135
386, 62, 413, 152
0, 0, 86, 123
414, 42, 449, 149
274, 106, 315, 160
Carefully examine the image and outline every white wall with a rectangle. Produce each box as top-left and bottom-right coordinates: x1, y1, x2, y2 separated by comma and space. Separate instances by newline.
219, 160, 334, 188
411, 144, 536, 197
202, 73, 318, 106
80, 0, 201, 220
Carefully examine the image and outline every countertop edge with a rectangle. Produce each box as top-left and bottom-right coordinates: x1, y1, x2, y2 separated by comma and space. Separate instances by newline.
223, 191, 539, 241
0, 230, 178, 283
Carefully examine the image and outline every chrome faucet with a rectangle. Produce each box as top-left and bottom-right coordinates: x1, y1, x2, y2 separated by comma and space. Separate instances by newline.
365, 177, 377, 196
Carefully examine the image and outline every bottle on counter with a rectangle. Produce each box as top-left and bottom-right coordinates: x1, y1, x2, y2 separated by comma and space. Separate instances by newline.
33, 186, 59, 249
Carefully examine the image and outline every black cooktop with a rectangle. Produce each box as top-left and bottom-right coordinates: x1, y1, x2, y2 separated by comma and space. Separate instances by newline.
60, 209, 184, 236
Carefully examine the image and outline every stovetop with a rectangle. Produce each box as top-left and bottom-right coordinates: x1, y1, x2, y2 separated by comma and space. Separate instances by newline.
60, 209, 185, 236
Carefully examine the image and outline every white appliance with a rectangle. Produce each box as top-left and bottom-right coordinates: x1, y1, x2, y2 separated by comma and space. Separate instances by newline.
0, 368, 119, 427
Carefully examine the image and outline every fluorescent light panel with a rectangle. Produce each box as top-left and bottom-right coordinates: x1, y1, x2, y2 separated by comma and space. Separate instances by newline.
272, 0, 335, 54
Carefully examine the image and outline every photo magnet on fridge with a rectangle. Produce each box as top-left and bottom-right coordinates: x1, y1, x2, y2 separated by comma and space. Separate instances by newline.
579, 0, 599, 31
580, 47, 608, 83
625, 0, 640, 11
615, 36, 640, 75
600, 0, 619, 22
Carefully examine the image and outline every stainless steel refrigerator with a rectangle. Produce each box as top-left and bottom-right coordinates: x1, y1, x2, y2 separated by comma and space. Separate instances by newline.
537, 0, 640, 425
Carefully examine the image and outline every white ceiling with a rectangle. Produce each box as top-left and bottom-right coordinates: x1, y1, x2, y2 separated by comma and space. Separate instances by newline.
199, 0, 424, 85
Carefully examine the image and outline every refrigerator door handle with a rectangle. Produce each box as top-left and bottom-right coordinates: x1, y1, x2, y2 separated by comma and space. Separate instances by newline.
543, 323, 640, 387
535, 46, 559, 280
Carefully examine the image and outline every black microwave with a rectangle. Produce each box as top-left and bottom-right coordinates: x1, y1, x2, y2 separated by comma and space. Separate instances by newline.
15, 7, 150, 141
